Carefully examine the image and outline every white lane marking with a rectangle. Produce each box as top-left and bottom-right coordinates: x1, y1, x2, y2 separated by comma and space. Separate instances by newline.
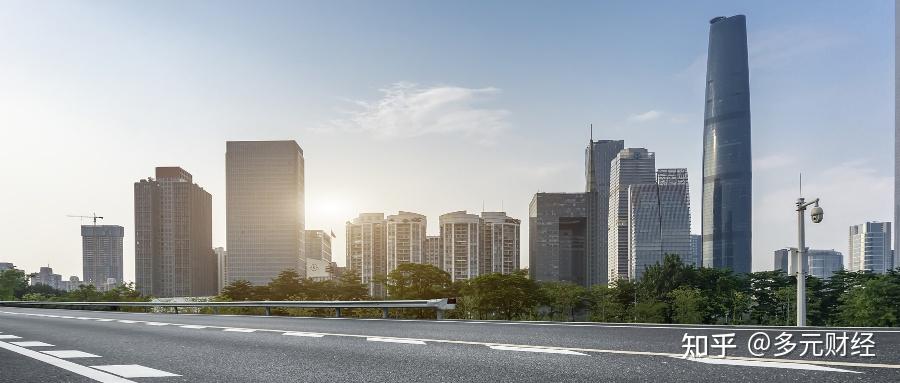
0, 341, 135, 383
9, 341, 54, 347
116, 320, 138, 324
76, 317, 95, 320
144, 322, 170, 326
490, 345, 588, 356
42, 350, 102, 359
91, 364, 180, 378
682, 356, 861, 373
284, 332, 325, 338
179, 325, 208, 329
0, 335, 22, 339
95, 319, 115, 322
223, 328, 256, 332
366, 337, 426, 345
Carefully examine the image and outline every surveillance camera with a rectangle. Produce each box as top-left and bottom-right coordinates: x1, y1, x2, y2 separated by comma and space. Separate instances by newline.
810, 206, 823, 223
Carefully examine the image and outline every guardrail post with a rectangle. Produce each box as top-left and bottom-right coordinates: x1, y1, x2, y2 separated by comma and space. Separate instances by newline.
265, 307, 271, 316
335, 308, 342, 318
382, 308, 388, 319
174, 306, 179, 315
435, 309, 444, 320
213, 307, 219, 315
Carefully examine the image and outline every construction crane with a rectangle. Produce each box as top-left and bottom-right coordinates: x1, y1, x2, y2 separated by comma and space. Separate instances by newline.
67, 213, 104, 226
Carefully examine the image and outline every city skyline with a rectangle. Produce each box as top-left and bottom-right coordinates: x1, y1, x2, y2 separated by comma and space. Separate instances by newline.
0, 2, 892, 282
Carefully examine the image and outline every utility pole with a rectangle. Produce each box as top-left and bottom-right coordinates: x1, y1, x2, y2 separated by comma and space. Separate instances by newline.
795, 197, 822, 327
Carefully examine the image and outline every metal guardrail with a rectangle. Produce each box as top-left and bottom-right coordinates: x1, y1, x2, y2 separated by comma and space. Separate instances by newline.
0, 298, 457, 319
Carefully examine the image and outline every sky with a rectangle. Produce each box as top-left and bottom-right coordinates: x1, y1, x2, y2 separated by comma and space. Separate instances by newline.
0, 1, 893, 282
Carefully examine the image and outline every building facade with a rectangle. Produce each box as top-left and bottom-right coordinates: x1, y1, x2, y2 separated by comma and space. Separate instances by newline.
134, 167, 217, 298
774, 248, 844, 279
346, 213, 387, 296
529, 193, 589, 285
214, 247, 227, 293
424, 236, 442, 269
81, 225, 124, 290
440, 211, 481, 282
848, 222, 893, 274
627, 168, 692, 280
386, 212, 427, 273
226, 141, 306, 286
690, 234, 702, 266
305, 230, 333, 263
701, 15, 753, 274
480, 212, 520, 275
31, 266, 62, 290
608, 148, 656, 283
585, 139, 625, 286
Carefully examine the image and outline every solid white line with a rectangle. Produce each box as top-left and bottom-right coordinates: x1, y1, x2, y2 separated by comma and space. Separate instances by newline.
490, 345, 588, 356
682, 356, 860, 373
42, 350, 102, 359
284, 332, 325, 338
91, 364, 180, 378
367, 337, 426, 345
10, 341, 54, 347
0, 341, 135, 383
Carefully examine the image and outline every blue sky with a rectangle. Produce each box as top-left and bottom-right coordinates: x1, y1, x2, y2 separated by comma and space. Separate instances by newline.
0, 1, 893, 281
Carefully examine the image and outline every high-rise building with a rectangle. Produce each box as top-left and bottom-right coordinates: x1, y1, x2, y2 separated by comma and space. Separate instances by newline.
440, 211, 482, 282
135, 167, 217, 298
424, 236, 442, 269
774, 248, 844, 280
305, 230, 333, 263
690, 234, 702, 266
214, 247, 227, 293
386, 212, 426, 273
627, 168, 692, 280
0, 262, 15, 271
895, 3, 900, 276
480, 212, 520, 275
848, 222, 893, 274
702, 15, 753, 274
81, 225, 124, 290
226, 141, 306, 286
31, 266, 62, 290
608, 148, 656, 283
529, 193, 589, 285
346, 213, 387, 296
585, 139, 625, 286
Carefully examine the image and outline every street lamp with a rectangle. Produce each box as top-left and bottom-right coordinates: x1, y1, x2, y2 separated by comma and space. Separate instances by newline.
795, 197, 822, 327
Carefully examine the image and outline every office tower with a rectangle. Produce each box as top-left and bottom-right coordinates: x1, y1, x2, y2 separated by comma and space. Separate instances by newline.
480, 212, 520, 275
424, 236, 443, 269
31, 267, 62, 290
702, 15, 753, 274
346, 213, 387, 296
439, 211, 482, 282
81, 225, 124, 290
774, 248, 844, 279
305, 230, 333, 263
690, 234, 702, 266
529, 193, 589, 285
214, 247, 227, 292
627, 168, 692, 280
386, 212, 427, 273
585, 139, 625, 286
896, 3, 900, 275
848, 222, 893, 274
608, 148, 656, 283
135, 167, 217, 298
226, 141, 306, 285
0, 262, 14, 271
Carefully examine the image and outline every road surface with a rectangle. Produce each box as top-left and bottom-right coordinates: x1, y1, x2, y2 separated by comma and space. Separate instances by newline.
0, 307, 898, 382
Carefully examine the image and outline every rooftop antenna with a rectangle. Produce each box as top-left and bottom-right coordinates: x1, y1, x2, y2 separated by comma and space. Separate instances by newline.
799, 172, 802, 196
590, 123, 593, 142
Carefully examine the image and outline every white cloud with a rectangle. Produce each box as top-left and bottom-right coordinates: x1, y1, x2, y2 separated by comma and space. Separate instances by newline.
627, 110, 662, 122
753, 153, 796, 171
329, 82, 510, 145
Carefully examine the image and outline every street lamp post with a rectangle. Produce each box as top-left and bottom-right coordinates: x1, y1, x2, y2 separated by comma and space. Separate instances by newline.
795, 197, 823, 327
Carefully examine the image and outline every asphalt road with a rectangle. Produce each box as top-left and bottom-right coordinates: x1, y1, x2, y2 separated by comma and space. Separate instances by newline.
0, 307, 898, 382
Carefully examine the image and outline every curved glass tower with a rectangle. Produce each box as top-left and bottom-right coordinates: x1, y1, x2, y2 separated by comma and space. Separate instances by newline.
701, 15, 752, 274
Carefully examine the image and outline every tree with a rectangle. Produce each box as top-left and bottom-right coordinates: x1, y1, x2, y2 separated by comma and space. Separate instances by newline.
384, 264, 453, 300
588, 284, 626, 322
462, 271, 540, 320
539, 281, 587, 321
0, 269, 28, 300
220, 280, 257, 301
268, 270, 303, 300
838, 275, 900, 327
668, 287, 705, 324
65, 284, 101, 302
335, 270, 369, 301
631, 301, 667, 323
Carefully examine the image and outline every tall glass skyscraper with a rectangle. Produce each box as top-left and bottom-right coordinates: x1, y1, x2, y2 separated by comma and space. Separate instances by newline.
702, 15, 752, 274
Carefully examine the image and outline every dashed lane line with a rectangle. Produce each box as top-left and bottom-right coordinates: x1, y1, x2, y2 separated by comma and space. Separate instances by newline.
490, 345, 588, 356
9, 341, 54, 347
0, 335, 22, 339
42, 350, 103, 359
223, 328, 256, 332
680, 356, 861, 373
0, 339, 136, 383
92, 364, 180, 378
366, 337, 426, 345
283, 332, 325, 338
